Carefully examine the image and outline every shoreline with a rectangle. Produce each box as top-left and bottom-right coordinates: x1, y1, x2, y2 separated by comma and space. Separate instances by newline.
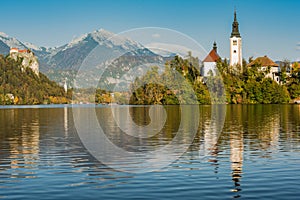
0, 103, 299, 109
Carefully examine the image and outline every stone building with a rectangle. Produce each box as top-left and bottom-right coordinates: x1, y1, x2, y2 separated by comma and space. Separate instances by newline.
247, 55, 280, 83
9, 48, 39, 76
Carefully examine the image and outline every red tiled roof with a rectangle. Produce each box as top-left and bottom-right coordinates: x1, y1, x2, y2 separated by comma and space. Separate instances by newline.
18, 49, 30, 53
247, 55, 279, 67
203, 49, 220, 62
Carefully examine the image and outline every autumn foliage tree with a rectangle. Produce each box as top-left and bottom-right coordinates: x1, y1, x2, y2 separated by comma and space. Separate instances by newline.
0, 55, 69, 105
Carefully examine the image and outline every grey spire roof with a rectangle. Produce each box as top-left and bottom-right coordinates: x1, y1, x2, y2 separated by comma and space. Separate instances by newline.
231, 10, 241, 38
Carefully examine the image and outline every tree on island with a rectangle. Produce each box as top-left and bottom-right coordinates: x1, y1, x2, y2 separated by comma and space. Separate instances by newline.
128, 54, 292, 105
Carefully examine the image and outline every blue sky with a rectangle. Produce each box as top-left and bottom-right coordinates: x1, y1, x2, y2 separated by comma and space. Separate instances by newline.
1, 0, 300, 61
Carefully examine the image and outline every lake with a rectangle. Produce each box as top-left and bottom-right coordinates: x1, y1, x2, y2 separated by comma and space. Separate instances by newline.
0, 105, 300, 199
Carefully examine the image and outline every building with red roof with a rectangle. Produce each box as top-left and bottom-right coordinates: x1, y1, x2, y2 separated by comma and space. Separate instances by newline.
247, 55, 280, 83
202, 42, 220, 77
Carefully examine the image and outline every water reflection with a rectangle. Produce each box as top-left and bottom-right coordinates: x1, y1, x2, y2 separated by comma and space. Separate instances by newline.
197, 107, 220, 179
0, 105, 299, 199
74, 105, 199, 172
64, 106, 68, 135
224, 105, 300, 199
0, 109, 40, 179
95, 106, 191, 152
230, 132, 243, 198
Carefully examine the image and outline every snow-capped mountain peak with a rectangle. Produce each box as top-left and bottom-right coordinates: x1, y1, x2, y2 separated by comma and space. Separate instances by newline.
0, 32, 9, 38
64, 33, 89, 50
92, 28, 114, 39
24, 42, 43, 51
0, 32, 27, 49
62, 28, 144, 52
91, 28, 144, 50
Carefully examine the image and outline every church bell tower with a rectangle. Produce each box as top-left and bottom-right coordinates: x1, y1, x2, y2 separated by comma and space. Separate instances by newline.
230, 10, 242, 68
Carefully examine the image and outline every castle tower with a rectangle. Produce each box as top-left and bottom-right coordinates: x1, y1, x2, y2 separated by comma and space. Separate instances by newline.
230, 10, 242, 69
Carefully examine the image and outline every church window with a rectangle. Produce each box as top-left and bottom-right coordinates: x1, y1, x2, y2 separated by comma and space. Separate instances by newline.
233, 40, 237, 45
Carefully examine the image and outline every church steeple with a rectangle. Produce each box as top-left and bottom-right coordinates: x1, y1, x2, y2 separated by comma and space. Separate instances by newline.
234, 9, 237, 21
229, 9, 242, 68
231, 10, 241, 38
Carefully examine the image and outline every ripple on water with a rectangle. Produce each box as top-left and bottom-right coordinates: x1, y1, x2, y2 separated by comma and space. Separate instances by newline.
0, 105, 300, 199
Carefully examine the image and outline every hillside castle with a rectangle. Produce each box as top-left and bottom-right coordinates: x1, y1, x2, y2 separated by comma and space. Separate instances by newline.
9, 48, 39, 76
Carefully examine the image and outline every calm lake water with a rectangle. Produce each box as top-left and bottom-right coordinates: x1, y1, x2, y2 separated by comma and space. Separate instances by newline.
0, 105, 300, 199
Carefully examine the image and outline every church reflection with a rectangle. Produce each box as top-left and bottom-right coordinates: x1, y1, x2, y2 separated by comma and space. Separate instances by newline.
199, 113, 219, 170
198, 105, 285, 199
64, 106, 68, 135
230, 132, 243, 198
198, 105, 226, 173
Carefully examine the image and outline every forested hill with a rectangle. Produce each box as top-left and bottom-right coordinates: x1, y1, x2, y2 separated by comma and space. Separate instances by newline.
0, 55, 70, 104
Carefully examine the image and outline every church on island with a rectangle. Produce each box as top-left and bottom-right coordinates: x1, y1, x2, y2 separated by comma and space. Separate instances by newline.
202, 11, 280, 84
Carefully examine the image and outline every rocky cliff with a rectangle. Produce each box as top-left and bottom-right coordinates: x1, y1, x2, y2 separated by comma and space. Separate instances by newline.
9, 50, 39, 76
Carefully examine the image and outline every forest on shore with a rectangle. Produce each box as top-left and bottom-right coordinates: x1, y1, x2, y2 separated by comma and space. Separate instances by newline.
1, 53, 299, 105
0, 55, 70, 105
120, 55, 300, 105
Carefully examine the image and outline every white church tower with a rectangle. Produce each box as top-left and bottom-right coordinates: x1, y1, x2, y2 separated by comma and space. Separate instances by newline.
64, 79, 68, 93
230, 10, 242, 69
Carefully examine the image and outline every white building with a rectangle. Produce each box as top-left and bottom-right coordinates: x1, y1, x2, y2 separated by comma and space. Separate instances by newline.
247, 55, 280, 83
230, 11, 243, 70
202, 42, 220, 77
9, 48, 19, 54
64, 79, 68, 93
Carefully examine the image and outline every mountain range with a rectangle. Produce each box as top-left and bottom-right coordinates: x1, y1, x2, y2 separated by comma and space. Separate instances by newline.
0, 29, 172, 88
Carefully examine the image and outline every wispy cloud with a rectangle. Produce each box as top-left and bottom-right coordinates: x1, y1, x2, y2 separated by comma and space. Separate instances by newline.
152, 33, 161, 39
296, 42, 300, 50
146, 42, 204, 58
